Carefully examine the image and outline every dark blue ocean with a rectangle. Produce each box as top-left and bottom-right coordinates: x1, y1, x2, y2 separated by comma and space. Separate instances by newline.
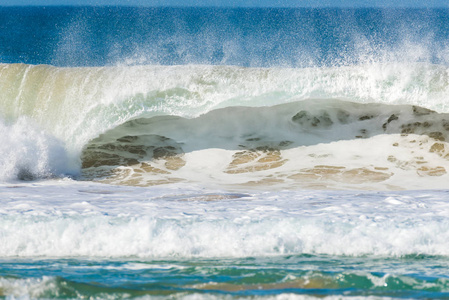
2, 6, 449, 67
2, 6, 449, 300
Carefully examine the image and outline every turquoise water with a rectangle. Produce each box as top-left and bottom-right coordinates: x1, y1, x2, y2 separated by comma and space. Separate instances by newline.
3, 255, 449, 299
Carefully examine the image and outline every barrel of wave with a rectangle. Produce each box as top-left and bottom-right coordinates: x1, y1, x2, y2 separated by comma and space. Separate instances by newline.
1, 62, 449, 180
0, 64, 143, 176
0, 63, 268, 157
0, 64, 190, 177
2, 62, 448, 146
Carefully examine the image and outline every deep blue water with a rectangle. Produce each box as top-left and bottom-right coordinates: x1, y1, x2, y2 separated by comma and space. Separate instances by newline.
1, 6, 449, 67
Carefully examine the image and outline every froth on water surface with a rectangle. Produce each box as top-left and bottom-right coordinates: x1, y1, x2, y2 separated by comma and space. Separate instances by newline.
2, 180, 449, 259
80, 99, 449, 190
2, 193, 449, 299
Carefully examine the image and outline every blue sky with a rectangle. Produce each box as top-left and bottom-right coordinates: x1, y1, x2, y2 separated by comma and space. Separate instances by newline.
1, 0, 448, 7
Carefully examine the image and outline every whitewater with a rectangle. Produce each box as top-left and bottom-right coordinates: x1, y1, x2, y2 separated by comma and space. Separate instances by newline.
3, 63, 449, 190
2, 6, 449, 299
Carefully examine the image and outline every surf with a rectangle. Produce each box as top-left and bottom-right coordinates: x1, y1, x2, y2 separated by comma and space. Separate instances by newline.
1, 62, 449, 189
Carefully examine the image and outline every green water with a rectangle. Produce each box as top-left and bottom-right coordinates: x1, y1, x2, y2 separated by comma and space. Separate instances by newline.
2, 255, 449, 299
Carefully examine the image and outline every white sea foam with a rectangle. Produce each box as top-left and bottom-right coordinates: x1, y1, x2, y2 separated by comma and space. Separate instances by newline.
1, 180, 449, 258
0, 117, 72, 181
0, 276, 58, 299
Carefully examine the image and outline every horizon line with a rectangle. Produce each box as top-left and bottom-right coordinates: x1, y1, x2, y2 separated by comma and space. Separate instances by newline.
1, 4, 448, 8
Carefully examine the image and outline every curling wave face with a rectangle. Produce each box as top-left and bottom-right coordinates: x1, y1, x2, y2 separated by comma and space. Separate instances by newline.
1, 63, 449, 189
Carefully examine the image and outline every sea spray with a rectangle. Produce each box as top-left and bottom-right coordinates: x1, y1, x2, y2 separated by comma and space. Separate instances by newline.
0, 117, 70, 181
2, 7, 449, 67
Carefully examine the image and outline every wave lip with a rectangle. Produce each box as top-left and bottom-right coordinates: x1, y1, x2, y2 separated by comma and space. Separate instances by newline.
1, 62, 449, 185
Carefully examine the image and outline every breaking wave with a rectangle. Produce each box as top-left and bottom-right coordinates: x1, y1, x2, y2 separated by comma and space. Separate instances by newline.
1, 62, 449, 189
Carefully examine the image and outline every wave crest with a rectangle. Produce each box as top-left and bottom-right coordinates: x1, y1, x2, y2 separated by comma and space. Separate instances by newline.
1, 62, 449, 184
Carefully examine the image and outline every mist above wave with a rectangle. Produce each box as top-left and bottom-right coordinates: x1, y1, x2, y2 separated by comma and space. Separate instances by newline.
2, 7, 449, 68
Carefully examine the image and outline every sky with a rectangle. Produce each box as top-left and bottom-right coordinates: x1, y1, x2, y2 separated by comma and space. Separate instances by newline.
1, 0, 448, 7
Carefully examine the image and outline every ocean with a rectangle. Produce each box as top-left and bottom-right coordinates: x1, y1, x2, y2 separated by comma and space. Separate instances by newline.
1, 5, 449, 299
